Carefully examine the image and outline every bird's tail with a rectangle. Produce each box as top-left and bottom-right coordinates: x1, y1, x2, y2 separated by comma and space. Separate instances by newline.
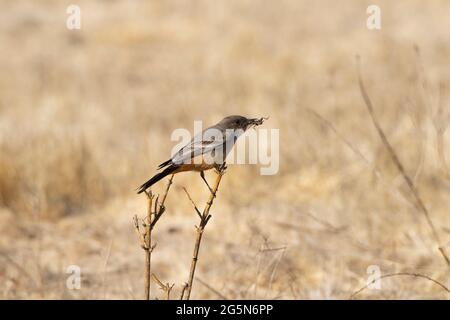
137, 165, 178, 194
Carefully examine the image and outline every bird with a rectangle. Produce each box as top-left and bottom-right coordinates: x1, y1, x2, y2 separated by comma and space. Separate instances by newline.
137, 115, 266, 194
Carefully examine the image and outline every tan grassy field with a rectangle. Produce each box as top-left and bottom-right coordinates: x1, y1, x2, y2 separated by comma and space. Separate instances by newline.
0, 0, 449, 299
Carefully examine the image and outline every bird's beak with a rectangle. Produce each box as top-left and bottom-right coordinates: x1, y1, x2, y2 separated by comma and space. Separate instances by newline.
246, 117, 268, 129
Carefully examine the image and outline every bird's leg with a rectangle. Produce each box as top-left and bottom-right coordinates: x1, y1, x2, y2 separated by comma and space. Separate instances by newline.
214, 162, 227, 174
200, 171, 214, 193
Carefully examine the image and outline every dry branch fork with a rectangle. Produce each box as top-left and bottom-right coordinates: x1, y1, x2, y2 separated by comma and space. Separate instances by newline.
133, 175, 174, 299
182, 164, 227, 300
133, 163, 226, 300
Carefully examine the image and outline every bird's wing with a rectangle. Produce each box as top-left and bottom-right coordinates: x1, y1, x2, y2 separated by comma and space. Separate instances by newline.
171, 128, 228, 165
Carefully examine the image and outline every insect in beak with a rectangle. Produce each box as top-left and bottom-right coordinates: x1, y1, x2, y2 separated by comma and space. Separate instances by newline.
247, 117, 269, 130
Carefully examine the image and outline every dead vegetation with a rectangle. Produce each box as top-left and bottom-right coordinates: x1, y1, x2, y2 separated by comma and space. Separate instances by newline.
133, 166, 226, 300
1, 0, 450, 299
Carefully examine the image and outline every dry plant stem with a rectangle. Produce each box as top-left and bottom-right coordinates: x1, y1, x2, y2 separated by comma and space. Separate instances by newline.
180, 283, 189, 300
0, 252, 37, 287
144, 176, 174, 299
196, 277, 229, 300
357, 58, 450, 268
151, 273, 174, 300
133, 175, 175, 300
349, 272, 450, 299
434, 84, 450, 181
184, 167, 225, 300
144, 192, 153, 300
307, 108, 372, 167
160, 174, 174, 208
150, 174, 174, 229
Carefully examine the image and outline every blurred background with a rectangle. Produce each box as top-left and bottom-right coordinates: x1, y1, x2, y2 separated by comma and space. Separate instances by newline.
0, 0, 449, 299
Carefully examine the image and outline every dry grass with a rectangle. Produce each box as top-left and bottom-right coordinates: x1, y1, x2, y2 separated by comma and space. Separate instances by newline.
0, 0, 450, 299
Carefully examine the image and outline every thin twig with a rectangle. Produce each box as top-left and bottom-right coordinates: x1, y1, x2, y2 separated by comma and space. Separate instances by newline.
432, 83, 450, 180
196, 277, 229, 300
150, 174, 174, 229
180, 283, 189, 300
349, 272, 450, 299
101, 239, 113, 299
265, 246, 286, 299
307, 107, 417, 212
144, 191, 153, 300
132, 215, 146, 249
151, 273, 175, 300
356, 56, 450, 268
160, 174, 174, 205
307, 108, 373, 167
414, 47, 450, 181
151, 273, 165, 288
184, 165, 226, 300
183, 187, 202, 219
0, 252, 37, 287
134, 175, 175, 299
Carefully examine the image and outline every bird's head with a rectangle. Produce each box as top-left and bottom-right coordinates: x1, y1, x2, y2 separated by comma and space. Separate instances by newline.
219, 115, 268, 131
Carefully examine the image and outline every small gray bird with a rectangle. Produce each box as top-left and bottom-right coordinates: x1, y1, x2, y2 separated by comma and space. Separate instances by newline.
137, 115, 265, 194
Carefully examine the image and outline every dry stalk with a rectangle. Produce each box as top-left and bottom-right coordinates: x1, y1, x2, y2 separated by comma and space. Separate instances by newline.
0, 252, 37, 287
433, 83, 450, 181
150, 174, 174, 229
133, 175, 175, 300
183, 165, 226, 300
180, 283, 189, 300
144, 191, 154, 300
307, 108, 419, 215
349, 272, 450, 299
356, 57, 450, 268
196, 277, 228, 300
151, 273, 175, 300
414, 47, 450, 181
